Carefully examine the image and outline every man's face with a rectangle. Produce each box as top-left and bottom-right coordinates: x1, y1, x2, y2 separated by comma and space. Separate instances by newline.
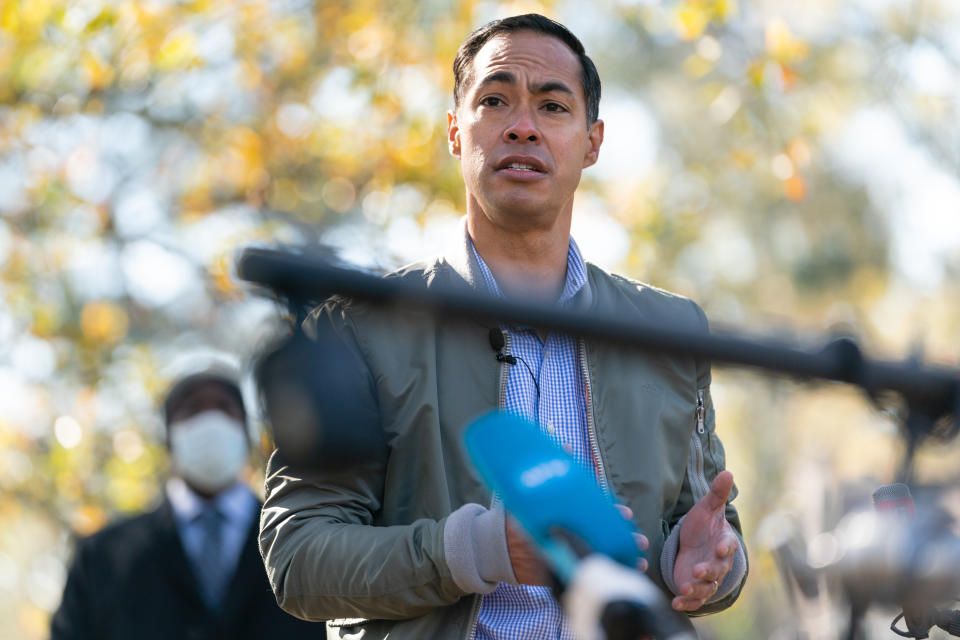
448, 30, 603, 230
166, 379, 248, 497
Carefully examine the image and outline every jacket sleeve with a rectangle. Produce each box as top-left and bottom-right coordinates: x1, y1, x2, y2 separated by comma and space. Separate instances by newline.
258, 301, 469, 622
661, 299, 748, 616
49, 536, 97, 640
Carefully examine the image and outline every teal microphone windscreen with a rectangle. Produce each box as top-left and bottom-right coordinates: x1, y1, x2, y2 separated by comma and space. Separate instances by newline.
464, 411, 642, 582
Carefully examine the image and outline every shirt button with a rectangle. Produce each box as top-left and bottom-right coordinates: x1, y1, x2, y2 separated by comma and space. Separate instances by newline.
562, 442, 573, 454
543, 349, 550, 360
546, 421, 555, 434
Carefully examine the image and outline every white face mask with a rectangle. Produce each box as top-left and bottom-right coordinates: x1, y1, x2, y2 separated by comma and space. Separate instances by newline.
170, 410, 248, 495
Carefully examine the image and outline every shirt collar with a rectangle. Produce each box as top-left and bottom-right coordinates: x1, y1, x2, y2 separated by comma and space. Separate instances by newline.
468, 235, 589, 307
166, 476, 256, 525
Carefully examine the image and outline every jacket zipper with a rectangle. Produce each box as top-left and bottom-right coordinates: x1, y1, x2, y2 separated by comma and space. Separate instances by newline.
696, 389, 705, 434
578, 338, 610, 494
687, 388, 710, 501
464, 329, 513, 640
497, 330, 511, 413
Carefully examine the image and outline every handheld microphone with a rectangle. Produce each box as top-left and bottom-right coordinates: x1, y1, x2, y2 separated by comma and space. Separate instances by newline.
873, 482, 915, 518
465, 411, 693, 640
465, 411, 640, 578
871, 483, 930, 637
565, 555, 697, 640
813, 483, 960, 639
766, 495, 960, 639
870, 483, 960, 639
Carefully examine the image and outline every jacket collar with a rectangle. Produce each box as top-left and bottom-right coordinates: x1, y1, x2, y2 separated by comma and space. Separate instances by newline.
441, 217, 594, 311
441, 217, 488, 292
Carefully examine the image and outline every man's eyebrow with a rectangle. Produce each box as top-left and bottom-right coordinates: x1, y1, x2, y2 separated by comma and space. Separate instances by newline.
476, 72, 575, 97
476, 70, 517, 89
532, 80, 574, 96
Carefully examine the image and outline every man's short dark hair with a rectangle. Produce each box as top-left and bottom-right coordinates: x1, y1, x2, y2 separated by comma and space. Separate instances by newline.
453, 14, 601, 126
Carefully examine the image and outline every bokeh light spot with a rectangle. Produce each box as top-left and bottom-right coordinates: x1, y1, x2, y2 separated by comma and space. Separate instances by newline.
54, 415, 82, 449
113, 429, 144, 463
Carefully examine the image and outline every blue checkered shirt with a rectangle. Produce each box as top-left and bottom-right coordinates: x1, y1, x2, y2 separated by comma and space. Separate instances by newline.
470, 237, 595, 640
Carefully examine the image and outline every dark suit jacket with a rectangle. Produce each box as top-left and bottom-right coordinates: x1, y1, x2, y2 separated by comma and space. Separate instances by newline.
50, 499, 321, 640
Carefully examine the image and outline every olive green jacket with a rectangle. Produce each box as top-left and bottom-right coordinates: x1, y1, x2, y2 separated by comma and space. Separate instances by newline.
259, 231, 746, 639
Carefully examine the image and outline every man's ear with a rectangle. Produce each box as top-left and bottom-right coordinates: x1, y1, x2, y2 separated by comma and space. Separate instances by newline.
582, 119, 604, 168
447, 110, 461, 157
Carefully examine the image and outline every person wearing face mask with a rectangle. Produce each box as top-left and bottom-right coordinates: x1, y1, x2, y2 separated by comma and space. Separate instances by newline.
50, 368, 320, 640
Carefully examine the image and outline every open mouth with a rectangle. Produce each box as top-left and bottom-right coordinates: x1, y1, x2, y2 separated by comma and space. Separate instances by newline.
501, 162, 544, 173
495, 157, 548, 175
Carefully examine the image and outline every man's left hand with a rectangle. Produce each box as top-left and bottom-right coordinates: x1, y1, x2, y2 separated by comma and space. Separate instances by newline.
671, 470, 739, 612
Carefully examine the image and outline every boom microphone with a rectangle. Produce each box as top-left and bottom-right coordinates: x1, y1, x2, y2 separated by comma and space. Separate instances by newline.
254, 325, 385, 470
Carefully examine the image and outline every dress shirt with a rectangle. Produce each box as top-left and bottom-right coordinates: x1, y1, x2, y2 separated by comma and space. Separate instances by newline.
166, 476, 258, 600
471, 237, 591, 640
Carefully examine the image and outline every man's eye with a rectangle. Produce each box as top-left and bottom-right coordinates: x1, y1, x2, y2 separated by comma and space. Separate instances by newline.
480, 96, 503, 107
544, 102, 567, 112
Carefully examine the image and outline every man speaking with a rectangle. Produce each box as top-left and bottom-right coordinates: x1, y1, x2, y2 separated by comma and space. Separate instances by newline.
259, 14, 747, 639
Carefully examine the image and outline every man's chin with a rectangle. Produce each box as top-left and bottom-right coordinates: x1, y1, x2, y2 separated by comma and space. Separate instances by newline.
481, 191, 559, 218
486, 201, 559, 227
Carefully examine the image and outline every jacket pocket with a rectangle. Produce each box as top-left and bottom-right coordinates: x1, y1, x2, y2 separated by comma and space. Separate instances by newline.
685, 387, 711, 502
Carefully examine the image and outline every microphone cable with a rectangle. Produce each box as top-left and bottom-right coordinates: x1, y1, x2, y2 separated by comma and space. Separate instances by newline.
489, 327, 540, 398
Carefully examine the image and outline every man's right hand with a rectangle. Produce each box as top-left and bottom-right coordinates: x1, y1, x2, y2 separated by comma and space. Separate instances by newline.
506, 516, 552, 585
506, 506, 649, 586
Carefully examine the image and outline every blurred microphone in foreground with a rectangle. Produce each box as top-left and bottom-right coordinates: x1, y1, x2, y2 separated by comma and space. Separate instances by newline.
768, 483, 960, 639
869, 483, 960, 639
465, 411, 695, 640
254, 323, 384, 471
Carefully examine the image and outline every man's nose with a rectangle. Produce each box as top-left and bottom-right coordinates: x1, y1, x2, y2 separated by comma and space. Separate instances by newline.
503, 109, 540, 143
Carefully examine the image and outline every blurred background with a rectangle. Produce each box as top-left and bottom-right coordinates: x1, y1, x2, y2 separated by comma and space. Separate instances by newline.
1, 0, 959, 638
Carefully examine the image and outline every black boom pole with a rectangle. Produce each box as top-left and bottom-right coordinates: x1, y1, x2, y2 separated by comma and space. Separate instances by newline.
237, 246, 960, 480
